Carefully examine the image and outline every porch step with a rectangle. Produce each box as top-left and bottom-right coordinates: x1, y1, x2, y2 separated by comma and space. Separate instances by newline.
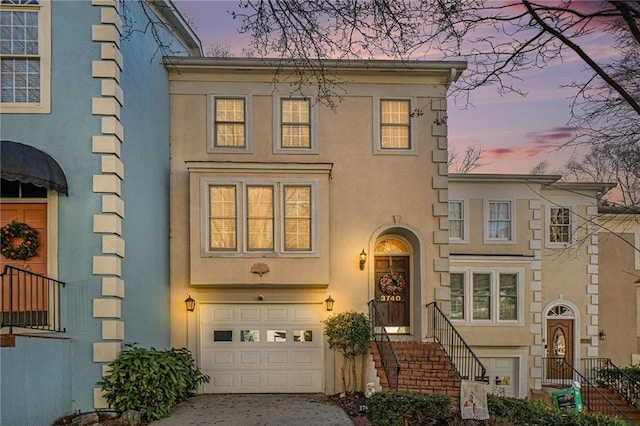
370, 341, 460, 398
584, 387, 640, 423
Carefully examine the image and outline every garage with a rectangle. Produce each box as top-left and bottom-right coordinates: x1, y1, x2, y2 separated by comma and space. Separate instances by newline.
200, 303, 324, 393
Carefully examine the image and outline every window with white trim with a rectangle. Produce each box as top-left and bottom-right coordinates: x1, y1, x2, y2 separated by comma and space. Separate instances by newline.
450, 269, 522, 324
548, 206, 572, 244
213, 97, 246, 148
281, 98, 311, 148
0, 0, 50, 113
205, 178, 317, 255
448, 201, 464, 240
488, 201, 512, 240
374, 98, 417, 154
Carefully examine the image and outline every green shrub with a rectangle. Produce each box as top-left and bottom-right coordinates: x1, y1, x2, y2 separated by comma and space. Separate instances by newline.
367, 391, 452, 425
323, 310, 371, 393
98, 343, 209, 420
367, 392, 631, 425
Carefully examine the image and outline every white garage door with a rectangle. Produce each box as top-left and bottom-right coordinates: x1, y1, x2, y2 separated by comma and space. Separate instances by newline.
200, 303, 324, 393
483, 357, 519, 398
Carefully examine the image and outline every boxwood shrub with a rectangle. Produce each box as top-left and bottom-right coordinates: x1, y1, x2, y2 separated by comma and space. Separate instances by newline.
367, 391, 453, 425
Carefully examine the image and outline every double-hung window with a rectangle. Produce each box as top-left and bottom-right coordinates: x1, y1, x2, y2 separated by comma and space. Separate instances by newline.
281, 98, 311, 148
450, 269, 522, 324
374, 98, 417, 154
448, 201, 464, 240
549, 206, 571, 244
274, 96, 316, 153
206, 179, 316, 255
488, 201, 512, 241
0, 0, 50, 112
214, 97, 246, 148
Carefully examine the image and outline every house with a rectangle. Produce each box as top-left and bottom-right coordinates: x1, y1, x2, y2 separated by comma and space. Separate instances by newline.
0, 1, 200, 424
166, 57, 466, 394
597, 205, 640, 367
448, 174, 619, 398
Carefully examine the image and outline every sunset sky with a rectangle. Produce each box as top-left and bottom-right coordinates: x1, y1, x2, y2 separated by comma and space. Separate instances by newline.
172, 1, 610, 174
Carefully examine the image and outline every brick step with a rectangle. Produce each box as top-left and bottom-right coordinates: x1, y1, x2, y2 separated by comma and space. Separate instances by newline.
370, 341, 461, 398
583, 387, 640, 422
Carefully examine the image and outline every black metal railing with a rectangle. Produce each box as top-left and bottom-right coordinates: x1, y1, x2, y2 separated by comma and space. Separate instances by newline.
1, 265, 65, 333
368, 300, 401, 391
582, 358, 639, 409
542, 357, 630, 420
425, 302, 487, 383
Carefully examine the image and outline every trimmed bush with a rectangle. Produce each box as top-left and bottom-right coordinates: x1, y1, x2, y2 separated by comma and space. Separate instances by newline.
98, 343, 209, 420
367, 391, 452, 425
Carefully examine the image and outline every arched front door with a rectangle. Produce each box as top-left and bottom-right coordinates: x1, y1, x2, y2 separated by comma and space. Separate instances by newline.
545, 304, 575, 381
374, 237, 411, 334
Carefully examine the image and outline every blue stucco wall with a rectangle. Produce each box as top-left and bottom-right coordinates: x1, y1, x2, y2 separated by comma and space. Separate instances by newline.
0, 0, 191, 417
0, 335, 72, 426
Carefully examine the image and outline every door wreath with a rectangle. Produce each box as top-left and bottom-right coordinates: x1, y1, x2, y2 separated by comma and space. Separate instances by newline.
379, 272, 407, 295
1, 221, 39, 260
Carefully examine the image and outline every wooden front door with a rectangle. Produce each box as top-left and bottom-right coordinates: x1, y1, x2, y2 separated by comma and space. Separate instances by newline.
374, 255, 410, 333
546, 319, 574, 380
0, 203, 48, 314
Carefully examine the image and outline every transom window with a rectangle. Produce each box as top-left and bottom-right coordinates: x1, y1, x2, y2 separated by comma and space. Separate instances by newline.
448, 201, 464, 240
450, 269, 521, 324
0, 0, 49, 112
281, 98, 311, 148
488, 201, 512, 240
206, 179, 316, 254
380, 99, 411, 149
549, 206, 571, 244
214, 97, 246, 148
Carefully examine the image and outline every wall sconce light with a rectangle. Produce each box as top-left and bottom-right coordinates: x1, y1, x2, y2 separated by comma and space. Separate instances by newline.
185, 294, 196, 312
359, 249, 367, 271
325, 295, 334, 312
599, 330, 606, 341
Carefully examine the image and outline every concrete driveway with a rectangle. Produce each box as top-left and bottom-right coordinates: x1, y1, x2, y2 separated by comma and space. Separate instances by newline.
149, 394, 353, 426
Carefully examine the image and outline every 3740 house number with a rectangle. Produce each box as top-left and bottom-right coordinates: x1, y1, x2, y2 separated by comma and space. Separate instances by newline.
380, 295, 403, 302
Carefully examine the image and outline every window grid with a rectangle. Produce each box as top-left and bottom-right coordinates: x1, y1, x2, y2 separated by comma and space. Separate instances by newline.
549, 207, 571, 243
380, 100, 410, 149
246, 186, 274, 251
281, 98, 311, 148
448, 201, 464, 239
488, 201, 511, 240
450, 270, 520, 324
0, 7, 40, 103
209, 185, 237, 250
499, 273, 518, 320
450, 273, 465, 320
214, 98, 245, 147
283, 185, 311, 251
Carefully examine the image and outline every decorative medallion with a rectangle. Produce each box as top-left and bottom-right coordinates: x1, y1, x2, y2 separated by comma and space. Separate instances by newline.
251, 262, 270, 277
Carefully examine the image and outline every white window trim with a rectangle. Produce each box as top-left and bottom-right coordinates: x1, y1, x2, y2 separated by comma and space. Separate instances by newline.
273, 95, 318, 154
200, 177, 319, 257
545, 204, 576, 248
0, 0, 51, 113
372, 96, 419, 155
484, 200, 516, 244
450, 267, 524, 326
207, 95, 253, 153
448, 199, 468, 243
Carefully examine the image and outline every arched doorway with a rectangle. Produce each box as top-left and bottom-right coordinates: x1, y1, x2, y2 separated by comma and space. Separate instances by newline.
373, 236, 412, 334
545, 303, 577, 381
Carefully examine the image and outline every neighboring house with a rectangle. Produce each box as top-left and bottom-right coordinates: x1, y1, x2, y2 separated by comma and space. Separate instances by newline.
448, 174, 624, 398
166, 57, 466, 394
597, 205, 640, 367
0, 1, 200, 424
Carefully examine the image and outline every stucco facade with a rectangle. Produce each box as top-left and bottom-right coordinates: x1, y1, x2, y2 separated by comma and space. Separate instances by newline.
167, 58, 465, 394
0, 1, 200, 423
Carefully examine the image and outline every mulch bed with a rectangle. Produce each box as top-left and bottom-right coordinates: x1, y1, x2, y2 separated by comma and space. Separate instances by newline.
328, 392, 373, 425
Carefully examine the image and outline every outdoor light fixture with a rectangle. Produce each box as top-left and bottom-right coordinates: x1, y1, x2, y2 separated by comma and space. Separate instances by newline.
599, 330, 606, 341
325, 295, 335, 312
359, 249, 367, 270
185, 295, 196, 312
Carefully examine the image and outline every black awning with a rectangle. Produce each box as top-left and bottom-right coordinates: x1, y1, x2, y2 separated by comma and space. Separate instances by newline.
1, 140, 69, 195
